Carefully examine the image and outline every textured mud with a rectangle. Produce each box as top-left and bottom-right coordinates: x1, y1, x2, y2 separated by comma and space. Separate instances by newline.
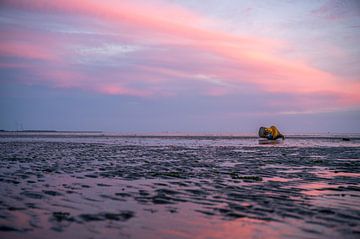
0, 135, 359, 239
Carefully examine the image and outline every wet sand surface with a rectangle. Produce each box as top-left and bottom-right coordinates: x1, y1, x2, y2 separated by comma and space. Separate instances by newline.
0, 134, 360, 238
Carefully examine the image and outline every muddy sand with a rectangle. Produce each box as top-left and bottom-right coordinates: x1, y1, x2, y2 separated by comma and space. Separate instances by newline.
0, 133, 359, 239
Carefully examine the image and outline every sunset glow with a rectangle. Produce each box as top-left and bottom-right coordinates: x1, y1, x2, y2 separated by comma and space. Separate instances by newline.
0, 0, 359, 132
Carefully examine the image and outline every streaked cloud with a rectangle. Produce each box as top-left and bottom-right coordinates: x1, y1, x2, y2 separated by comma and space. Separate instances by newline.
0, 0, 359, 115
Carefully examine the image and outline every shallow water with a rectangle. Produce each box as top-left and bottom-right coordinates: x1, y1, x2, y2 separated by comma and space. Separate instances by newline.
0, 132, 359, 238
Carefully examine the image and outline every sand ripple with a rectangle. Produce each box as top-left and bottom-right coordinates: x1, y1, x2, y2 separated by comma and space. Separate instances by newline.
0, 138, 359, 238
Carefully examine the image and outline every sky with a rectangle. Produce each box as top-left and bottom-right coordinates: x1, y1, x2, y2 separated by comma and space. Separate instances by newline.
0, 0, 359, 133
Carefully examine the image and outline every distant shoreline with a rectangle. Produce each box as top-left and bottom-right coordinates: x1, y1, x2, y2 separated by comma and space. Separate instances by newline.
0, 130, 359, 140
0, 130, 102, 133
1, 130, 359, 135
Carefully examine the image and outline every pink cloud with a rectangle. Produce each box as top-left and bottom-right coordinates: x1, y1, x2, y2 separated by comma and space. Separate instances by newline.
1, 0, 359, 110
205, 87, 229, 97
0, 41, 58, 61
98, 85, 151, 97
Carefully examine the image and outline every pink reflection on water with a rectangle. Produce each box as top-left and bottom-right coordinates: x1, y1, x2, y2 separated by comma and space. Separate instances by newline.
297, 182, 338, 196
264, 177, 294, 182
191, 218, 282, 239
128, 206, 294, 239
316, 171, 360, 178
9, 210, 31, 229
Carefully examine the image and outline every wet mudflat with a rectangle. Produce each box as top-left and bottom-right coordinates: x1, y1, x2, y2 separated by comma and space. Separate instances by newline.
0, 134, 359, 239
